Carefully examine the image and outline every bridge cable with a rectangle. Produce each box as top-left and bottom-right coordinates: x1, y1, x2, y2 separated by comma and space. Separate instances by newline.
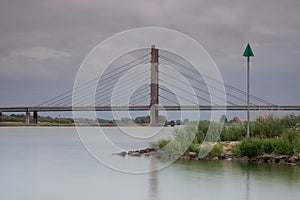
159, 86, 199, 105
49, 58, 150, 106
159, 70, 238, 105
159, 55, 274, 105
37, 53, 150, 106
73, 63, 150, 106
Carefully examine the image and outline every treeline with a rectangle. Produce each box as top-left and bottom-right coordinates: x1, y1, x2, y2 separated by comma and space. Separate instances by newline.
117, 116, 189, 126
0, 114, 75, 124
0, 113, 188, 126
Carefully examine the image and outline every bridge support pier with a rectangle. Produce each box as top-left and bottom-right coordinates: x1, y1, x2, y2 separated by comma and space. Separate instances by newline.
25, 110, 30, 124
33, 111, 38, 124
150, 45, 159, 126
150, 105, 158, 126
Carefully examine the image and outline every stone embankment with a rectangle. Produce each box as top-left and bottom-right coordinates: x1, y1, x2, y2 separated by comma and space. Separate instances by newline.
113, 142, 300, 166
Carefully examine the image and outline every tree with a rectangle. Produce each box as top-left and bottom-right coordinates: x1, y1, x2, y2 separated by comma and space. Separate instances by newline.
220, 114, 228, 123
176, 120, 181, 125
183, 118, 189, 124
134, 116, 150, 124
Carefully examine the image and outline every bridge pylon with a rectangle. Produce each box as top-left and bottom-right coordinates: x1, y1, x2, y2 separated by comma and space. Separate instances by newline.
25, 109, 30, 124
150, 45, 159, 126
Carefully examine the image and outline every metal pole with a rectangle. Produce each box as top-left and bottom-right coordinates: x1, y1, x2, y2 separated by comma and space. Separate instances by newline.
243, 43, 254, 137
247, 57, 250, 138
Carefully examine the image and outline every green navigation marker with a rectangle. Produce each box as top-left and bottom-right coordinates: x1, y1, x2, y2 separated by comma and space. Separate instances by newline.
243, 43, 254, 138
243, 43, 254, 57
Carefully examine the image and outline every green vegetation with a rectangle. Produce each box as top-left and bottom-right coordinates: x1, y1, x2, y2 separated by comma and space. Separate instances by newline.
251, 115, 299, 138
158, 139, 171, 149
0, 114, 74, 124
0, 114, 169, 126
209, 145, 224, 156
234, 128, 300, 157
158, 114, 300, 158
158, 122, 197, 154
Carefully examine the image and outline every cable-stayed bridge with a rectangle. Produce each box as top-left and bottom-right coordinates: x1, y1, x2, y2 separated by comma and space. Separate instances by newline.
1, 45, 300, 124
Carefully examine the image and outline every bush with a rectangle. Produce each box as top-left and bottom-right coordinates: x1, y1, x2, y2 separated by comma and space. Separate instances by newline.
234, 137, 300, 157
251, 114, 300, 138
196, 121, 210, 143
209, 145, 224, 156
160, 122, 197, 154
273, 140, 294, 155
162, 140, 182, 154
188, 143, 200, 153
220, 124, 246, 141
158, 139, 171, 149
260, 139, 275, 154
234, 138, 262, 157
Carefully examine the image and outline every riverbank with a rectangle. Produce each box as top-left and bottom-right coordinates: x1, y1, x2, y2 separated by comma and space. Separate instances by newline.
0, 122, 152, 127
114, 141, 300, 166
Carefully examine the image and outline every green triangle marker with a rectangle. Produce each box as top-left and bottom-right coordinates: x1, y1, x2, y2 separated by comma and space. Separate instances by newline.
243, 43, 254, 57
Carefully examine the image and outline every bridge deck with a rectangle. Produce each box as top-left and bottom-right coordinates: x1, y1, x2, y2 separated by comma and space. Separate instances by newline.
1, 105, 300, 112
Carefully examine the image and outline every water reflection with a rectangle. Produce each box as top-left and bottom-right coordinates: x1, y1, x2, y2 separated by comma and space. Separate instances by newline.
246, 169, 250, 200
149, 157, 158, 200
1, 128, 299, 200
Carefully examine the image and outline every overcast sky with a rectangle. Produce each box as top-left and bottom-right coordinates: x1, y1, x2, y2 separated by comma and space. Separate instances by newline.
0, 0, 300, 108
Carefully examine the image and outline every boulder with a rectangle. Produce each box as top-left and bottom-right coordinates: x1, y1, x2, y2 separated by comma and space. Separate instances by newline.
113, 151, 127, 156
288, 156, 298, 163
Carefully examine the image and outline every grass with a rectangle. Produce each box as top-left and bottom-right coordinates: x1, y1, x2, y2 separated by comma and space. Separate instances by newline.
234, 131, 300, 157
158, 114, 300, 158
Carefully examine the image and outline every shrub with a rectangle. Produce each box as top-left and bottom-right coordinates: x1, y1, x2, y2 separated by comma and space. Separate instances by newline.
234, 137, 300, 157
188, 143, 200, 153
260, 139, 275, 154
234, 138, 262, 157
209, 145, 224, 156
196, 120, 210, 143
273, 140, 294, 155
160, 122, 197, 154
220, 124, 246, 141
162, 140, 184, 154
158, 139, 171, 149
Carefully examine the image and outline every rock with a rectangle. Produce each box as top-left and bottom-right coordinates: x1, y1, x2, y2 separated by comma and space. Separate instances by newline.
274, 155, 288, 163
279, 159, 286, 164
232, 157, 239, 161
287, 163, 297, 166
239, 156, 249, 162
268, 157, 276, 164
113, 151, 127, 156
130, 152, 141, 157
270, 152, 279, 157
212, 156, 219, 160
139, 150, 146, 154
188, 152, 198, 159
288, 156, 298, 163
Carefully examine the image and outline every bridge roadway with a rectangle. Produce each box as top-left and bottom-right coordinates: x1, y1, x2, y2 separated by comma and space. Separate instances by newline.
1, 105, 300, 112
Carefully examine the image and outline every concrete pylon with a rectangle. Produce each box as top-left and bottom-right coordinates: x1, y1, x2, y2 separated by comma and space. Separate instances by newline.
33, 111, 38, 124
25, 110, 30, 124
150, 45, 159, 126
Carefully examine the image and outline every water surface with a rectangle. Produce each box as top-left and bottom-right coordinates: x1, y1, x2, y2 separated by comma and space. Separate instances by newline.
0, 127, 299, 200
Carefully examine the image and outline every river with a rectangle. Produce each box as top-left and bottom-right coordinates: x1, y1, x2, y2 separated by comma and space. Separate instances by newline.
0, 127, 299, 200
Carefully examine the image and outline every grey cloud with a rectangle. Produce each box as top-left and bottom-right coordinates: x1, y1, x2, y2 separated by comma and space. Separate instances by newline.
0, 0, 299, 106
10, 47, 71, 60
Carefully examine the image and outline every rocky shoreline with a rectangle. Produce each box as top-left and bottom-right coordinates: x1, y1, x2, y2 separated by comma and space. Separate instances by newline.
113, 142, 300, 166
